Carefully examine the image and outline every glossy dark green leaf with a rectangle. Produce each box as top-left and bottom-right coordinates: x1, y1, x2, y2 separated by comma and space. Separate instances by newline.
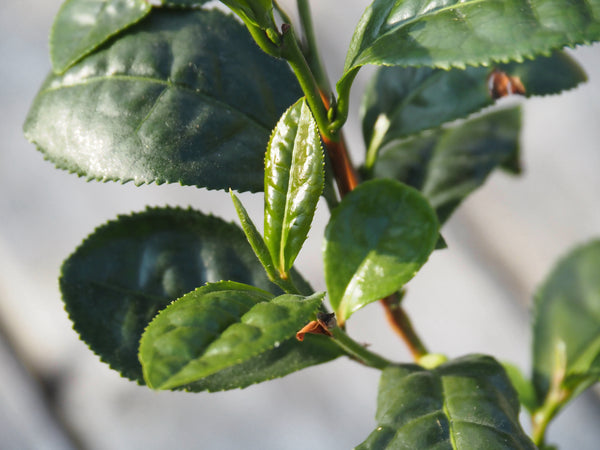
60, 207, 282, 383
372, 107, 521, 224
357, 355, 536, 449
264, 99, 324, 276
139, 282, 325, 390
50, 0, 152, 73
532, 240, 600, 400
343, 0, 600, 75
361, 51, 586, 150
25, 9, 302, 192
323, 179, 439, 324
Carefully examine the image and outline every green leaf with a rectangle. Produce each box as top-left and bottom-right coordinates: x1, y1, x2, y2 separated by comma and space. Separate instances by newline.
533, 240, 600, 400
264, 99, 324, 276
183, 333, 342, 392
50, 0, 152, 73
501, 361, 539, 413
372, 107, 521, 224
323, 179, 439, 324
230, 190, 278, 279
25, 9, 302, 192
361, 51, 586, 150
357, 355, 536, 450
139, 283, 325, 390
219, 0, 275, 30
60, 207, 282, 383
343, 0, 600, 75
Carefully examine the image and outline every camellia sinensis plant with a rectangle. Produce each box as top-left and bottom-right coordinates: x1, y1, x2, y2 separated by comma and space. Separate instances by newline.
24, 0, 600, 448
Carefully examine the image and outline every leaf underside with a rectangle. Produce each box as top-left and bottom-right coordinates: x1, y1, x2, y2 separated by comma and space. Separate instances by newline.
372, 107, 522, 224
357, 355, 536, 449
60, 207, 283, 383
26, 9, 302, 192
360, 50, 586, 150
532, 240, 600, 400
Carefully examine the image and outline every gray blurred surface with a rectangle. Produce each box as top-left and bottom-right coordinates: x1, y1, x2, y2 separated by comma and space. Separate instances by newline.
1, 0, 600, 448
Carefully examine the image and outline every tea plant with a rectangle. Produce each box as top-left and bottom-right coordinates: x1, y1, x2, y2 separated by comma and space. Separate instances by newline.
24, 0, 600, 448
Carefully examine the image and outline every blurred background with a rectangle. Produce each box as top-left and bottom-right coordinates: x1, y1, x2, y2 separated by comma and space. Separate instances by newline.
1, 0, 600, 448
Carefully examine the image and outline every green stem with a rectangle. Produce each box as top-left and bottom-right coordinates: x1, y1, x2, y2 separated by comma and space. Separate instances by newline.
273, 0, 293, 25
330, 67, 360, 134
531, 387, 572, 446
246, 22, 281, 58
330, 327, 392, 370
280, 25, 336, 142
296, 0, 330, 94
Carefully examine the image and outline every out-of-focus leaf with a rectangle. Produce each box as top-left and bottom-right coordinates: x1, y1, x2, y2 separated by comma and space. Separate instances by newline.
533, 240, 600, 400
356, 355, 536, 449
502, 361, 539, 413
25, 9, 301, 192
323, 179, 438, 324
372, 107, 521, 224
139, 283, 324, 389
264, 99, 324, 276
60, 207, 282, 383
361, 51, 585, 149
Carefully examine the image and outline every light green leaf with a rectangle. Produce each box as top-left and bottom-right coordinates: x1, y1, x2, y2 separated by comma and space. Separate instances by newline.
501, 361, 539, 413
361, 51, 586, 151
533, 240, 600, 400
25, 9, 301, 192
264, 99, 324, 276
230, 190, 278, 280
219, 0, 275, 30
60, 207, 282, 383
343, 0, 600, 74
371, 107, 521, 224
323, 179, 439, 324
357, 355, 536, 449
140, 284, 325, 390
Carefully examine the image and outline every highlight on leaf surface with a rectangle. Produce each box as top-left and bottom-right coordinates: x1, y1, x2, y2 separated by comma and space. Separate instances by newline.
356, 355, 536, 449
60, 207, 283, 383
26, 8, 301, 192
264, 98, 324, 277
323, 179, 439, 324
139, 283, 325, 390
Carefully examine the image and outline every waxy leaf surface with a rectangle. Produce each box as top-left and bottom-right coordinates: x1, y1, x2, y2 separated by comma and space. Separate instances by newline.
60, 207, 281, 382
140, 283, 325, 389
50, 0, 152, 73
372, 107, 521, 224
344, 0, 600, 75
357, 355, 536, 449
264, 99, 324, 275
323, 179, 438, 323
361, 51, 585, 150
533, 240, 600, 400
26, 9, 301, 192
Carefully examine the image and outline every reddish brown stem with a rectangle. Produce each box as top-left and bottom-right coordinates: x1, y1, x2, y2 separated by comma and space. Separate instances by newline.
318, 91, 359, 198
381, 294, 428, 359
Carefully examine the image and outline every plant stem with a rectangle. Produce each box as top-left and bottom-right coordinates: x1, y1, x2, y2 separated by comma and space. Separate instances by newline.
296, 0, 330, 95
381, 293, 429, 359
330, 327, 392, 370
531, 387, 571, 446
280, 25, 335, 142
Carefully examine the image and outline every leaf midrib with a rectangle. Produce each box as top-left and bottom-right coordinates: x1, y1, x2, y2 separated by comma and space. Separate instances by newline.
40, 74, 271, 132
